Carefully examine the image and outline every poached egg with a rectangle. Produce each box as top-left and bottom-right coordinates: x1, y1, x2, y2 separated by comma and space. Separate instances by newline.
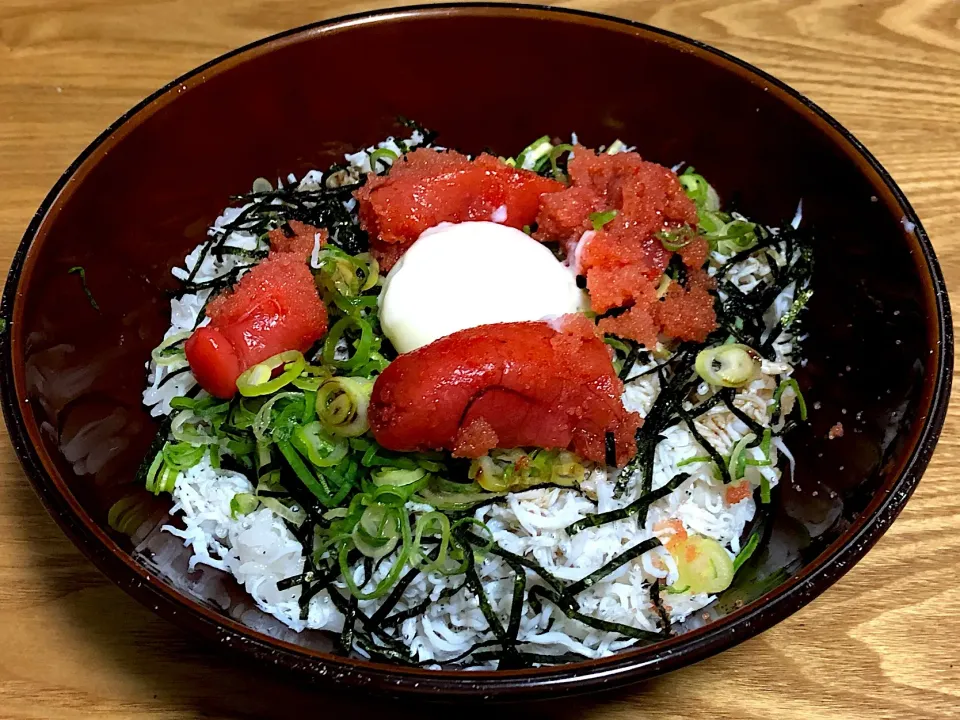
379, 221, 586, 353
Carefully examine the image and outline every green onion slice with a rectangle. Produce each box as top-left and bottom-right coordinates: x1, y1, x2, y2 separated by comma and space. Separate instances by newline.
657, 227, 696, 252
315, 376, 373, 437
679, 168, 719, 211
340, 510, 412, 599
230, 492, 259, 518
170, 411, 218, 446
151, 331, 191, 367
733, 532, 761, 572
677, 455, 712, 468
372, 467, 426, 487
260, 497, 306, 527
412, 511, 456, 574
251, 177, 273, 193
322, 316, 375, 371
549, 143, 574, 181
605, 139, 627, 155
252, 392, 303, 440
236, 351, 306, 397
671, 535, 735, 595
351, 502, 401, 559
759, 476, 772, 504
589, 209, 618, 231
695, 344, 758, 388
276, 439, 334, 505
515, 135, 553, 171
773, 379, 808, 421
368, 148, 398, 173
727, 433, 757, 482
291, 421, 348, 468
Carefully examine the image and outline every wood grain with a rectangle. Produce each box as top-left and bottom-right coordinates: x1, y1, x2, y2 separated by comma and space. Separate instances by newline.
0, 0, 958, 717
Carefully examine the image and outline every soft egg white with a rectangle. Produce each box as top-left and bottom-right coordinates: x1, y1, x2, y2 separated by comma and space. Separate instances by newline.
379, 221, 587, 353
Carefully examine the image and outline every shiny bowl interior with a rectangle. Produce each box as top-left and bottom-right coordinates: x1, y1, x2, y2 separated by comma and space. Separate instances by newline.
0, 3, 951, 700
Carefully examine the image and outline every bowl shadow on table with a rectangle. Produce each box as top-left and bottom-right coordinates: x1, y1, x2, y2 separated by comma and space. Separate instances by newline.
5, 459, 680, 715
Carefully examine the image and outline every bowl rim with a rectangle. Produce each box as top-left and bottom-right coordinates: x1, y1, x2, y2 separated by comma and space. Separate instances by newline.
0, 1, 952, 698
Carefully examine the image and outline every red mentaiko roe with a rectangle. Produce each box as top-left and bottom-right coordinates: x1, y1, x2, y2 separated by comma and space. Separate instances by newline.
678, 236, 710, 269
267, 220, 322, 258
353, 148, 564, 270
184, 225, 329, 398
530, 186, 602, 242
655, 268, 717, 343
585, 263, 657, 315
598, 306, 660, 349
368, 314, 642, 467
534, 145, 716, 346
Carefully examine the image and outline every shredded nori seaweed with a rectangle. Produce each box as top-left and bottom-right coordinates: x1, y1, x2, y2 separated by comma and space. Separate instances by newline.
649, 580, 672, 637
604, 431, 617, 467
142, 136, 813, 668
528, 586, 664, 643
566, 473, 690, 534
156, 365, 192, 389
566, 537, 661, 596
720, 388, 766, 436
68, 266, 100, 312
615, 225, 813, 499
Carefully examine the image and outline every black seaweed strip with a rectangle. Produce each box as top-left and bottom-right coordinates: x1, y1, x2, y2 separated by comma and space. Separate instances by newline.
617, 363, 698, 495
339, 592, 359, 654
298, 541, 319, 621
296, 564, 339, 617
134, 415, 173, 485
529, 586, 663, 643
639, 435, 657, 499
720, 389, 766, 436
617, 344, 640, 381
649, 580, 672, 637
381, 581, 467, 629
369, 545, 442, 626
219, 247, 269, 261
277, 570, 315, 591
460, 548, 511, 647
680, 409, 731, 484
254, 489, 291, 499
625, 345, 692, 381
185, 236, 217, 284
776, 419, 798, 437
480, 541, 570, 603
566, 537, 661, 596
473, 650, 593, 666
173, 265, 256, 297
605, 431, 617, 468
324, 585, 413, 657
760, 319, 785, 356
501, 556, 528, 657
416, 640, 504, 667
446, 482, 591, 518
353, 633, 417, 665
566, 473, 690, 534
156, 365, 192, 389
686, 391, 726, 419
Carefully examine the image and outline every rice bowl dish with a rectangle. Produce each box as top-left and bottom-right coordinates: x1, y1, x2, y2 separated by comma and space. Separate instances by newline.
135, 125, 813, 668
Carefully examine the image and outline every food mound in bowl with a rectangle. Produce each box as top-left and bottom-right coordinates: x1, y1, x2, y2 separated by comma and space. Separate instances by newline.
137, 124, 812, 668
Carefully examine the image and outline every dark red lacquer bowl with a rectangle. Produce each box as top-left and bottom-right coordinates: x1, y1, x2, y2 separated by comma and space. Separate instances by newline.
0, 3, 951, 700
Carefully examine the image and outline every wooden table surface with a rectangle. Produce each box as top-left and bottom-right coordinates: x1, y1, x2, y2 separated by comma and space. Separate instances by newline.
1, 0, 958, 717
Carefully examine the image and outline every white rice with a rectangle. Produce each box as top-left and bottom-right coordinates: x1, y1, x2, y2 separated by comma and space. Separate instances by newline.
143, 135, 804, 665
